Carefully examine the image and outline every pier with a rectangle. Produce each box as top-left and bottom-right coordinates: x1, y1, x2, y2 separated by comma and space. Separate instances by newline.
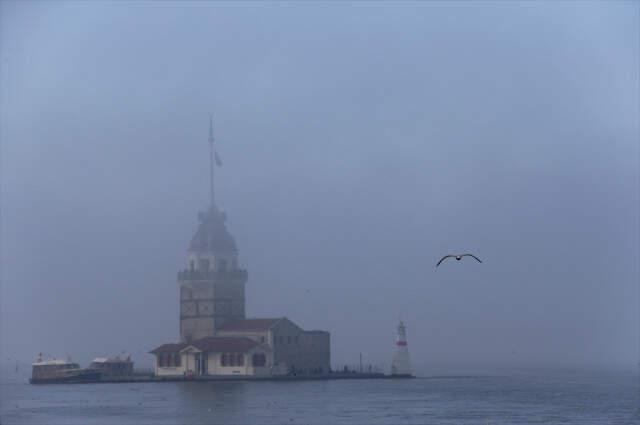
32, 372, 414, 385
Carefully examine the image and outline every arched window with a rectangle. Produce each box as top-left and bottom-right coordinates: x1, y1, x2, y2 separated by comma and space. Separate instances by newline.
218, 259, 228, 272
199, 258, 210, 272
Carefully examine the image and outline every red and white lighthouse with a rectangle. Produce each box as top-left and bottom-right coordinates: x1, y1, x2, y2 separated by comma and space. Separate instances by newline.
391, 320, 412, 376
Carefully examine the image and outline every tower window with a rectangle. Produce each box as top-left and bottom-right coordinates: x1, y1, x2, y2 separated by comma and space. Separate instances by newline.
218, 259, 227, 272
199, 258, 210, 271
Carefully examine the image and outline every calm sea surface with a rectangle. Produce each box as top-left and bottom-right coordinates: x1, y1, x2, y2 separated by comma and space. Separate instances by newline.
1, 369, 638, 425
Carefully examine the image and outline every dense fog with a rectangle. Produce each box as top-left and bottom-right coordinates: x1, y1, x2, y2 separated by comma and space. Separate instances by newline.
1, 2, 637, 373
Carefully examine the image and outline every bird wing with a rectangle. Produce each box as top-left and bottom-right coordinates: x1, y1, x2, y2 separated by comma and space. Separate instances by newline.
436, 255, 455, 267
462, 253, 482, 263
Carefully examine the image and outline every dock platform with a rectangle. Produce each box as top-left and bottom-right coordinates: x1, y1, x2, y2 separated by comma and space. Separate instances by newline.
32, 372, 414, 385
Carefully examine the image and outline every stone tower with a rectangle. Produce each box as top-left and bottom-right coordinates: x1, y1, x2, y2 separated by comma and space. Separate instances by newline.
177, 118, 248, 343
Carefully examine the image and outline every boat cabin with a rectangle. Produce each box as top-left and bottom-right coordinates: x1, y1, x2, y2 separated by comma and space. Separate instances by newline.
89, 356, 134, 377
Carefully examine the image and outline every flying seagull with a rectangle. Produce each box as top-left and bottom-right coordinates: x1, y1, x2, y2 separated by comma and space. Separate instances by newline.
436, 253, 482, 267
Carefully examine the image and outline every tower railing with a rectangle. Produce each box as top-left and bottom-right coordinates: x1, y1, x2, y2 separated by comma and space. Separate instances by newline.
177, 269, 248, 281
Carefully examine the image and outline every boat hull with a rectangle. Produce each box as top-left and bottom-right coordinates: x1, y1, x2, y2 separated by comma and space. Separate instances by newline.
30, 371, 102, 384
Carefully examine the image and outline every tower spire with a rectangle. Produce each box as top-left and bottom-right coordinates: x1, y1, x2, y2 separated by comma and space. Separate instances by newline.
208, 115, 215, 208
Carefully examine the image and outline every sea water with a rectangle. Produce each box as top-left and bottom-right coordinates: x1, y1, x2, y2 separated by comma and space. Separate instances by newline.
1, 368, 637, 424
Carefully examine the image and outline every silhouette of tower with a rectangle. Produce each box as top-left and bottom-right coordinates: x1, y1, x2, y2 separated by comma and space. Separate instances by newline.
177, 118, 248, 343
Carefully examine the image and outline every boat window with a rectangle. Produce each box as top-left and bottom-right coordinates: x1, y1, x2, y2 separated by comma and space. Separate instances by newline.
237, 354, 244, 366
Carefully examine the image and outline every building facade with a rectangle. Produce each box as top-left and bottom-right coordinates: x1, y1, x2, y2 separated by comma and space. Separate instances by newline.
151, 119, 330, 377
151, 319, 330, 378
178, 206, 248, 343
217, 318, 330, 375
151, 337, 272, 377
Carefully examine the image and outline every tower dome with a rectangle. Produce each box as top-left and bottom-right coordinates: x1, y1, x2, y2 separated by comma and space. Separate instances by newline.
189, 207, 238, 254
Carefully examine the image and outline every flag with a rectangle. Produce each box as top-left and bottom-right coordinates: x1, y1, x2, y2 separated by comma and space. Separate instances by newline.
214, 151, 222, 167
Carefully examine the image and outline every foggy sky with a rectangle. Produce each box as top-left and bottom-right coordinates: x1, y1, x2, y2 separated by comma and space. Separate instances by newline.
1, 1, 638, 373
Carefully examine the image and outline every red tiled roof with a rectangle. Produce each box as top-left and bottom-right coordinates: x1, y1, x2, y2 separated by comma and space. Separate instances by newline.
149, 343, 187, 354
189, 336, 258, 353
217, 318, 282, 332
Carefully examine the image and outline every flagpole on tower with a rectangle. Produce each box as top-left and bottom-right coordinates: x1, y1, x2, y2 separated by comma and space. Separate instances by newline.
208, 115, 215, 209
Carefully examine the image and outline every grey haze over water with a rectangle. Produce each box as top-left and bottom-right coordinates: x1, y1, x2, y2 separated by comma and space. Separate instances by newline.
0, 2, 638, 373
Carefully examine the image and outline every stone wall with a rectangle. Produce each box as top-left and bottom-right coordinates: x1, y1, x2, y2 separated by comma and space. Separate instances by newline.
179, 277, 246, 342
270, 320, 331, 375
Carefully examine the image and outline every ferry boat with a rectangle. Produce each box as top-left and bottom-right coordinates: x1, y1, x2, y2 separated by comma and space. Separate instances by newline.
89, 355, 134, 378
30, 356, 102, 384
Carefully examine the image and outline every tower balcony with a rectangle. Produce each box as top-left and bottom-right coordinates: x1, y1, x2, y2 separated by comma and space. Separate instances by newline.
177, 269, 248, 282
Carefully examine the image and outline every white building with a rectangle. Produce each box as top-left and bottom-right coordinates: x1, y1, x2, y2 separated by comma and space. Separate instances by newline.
151, 318, 330, 377
151, 336, 271, 377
